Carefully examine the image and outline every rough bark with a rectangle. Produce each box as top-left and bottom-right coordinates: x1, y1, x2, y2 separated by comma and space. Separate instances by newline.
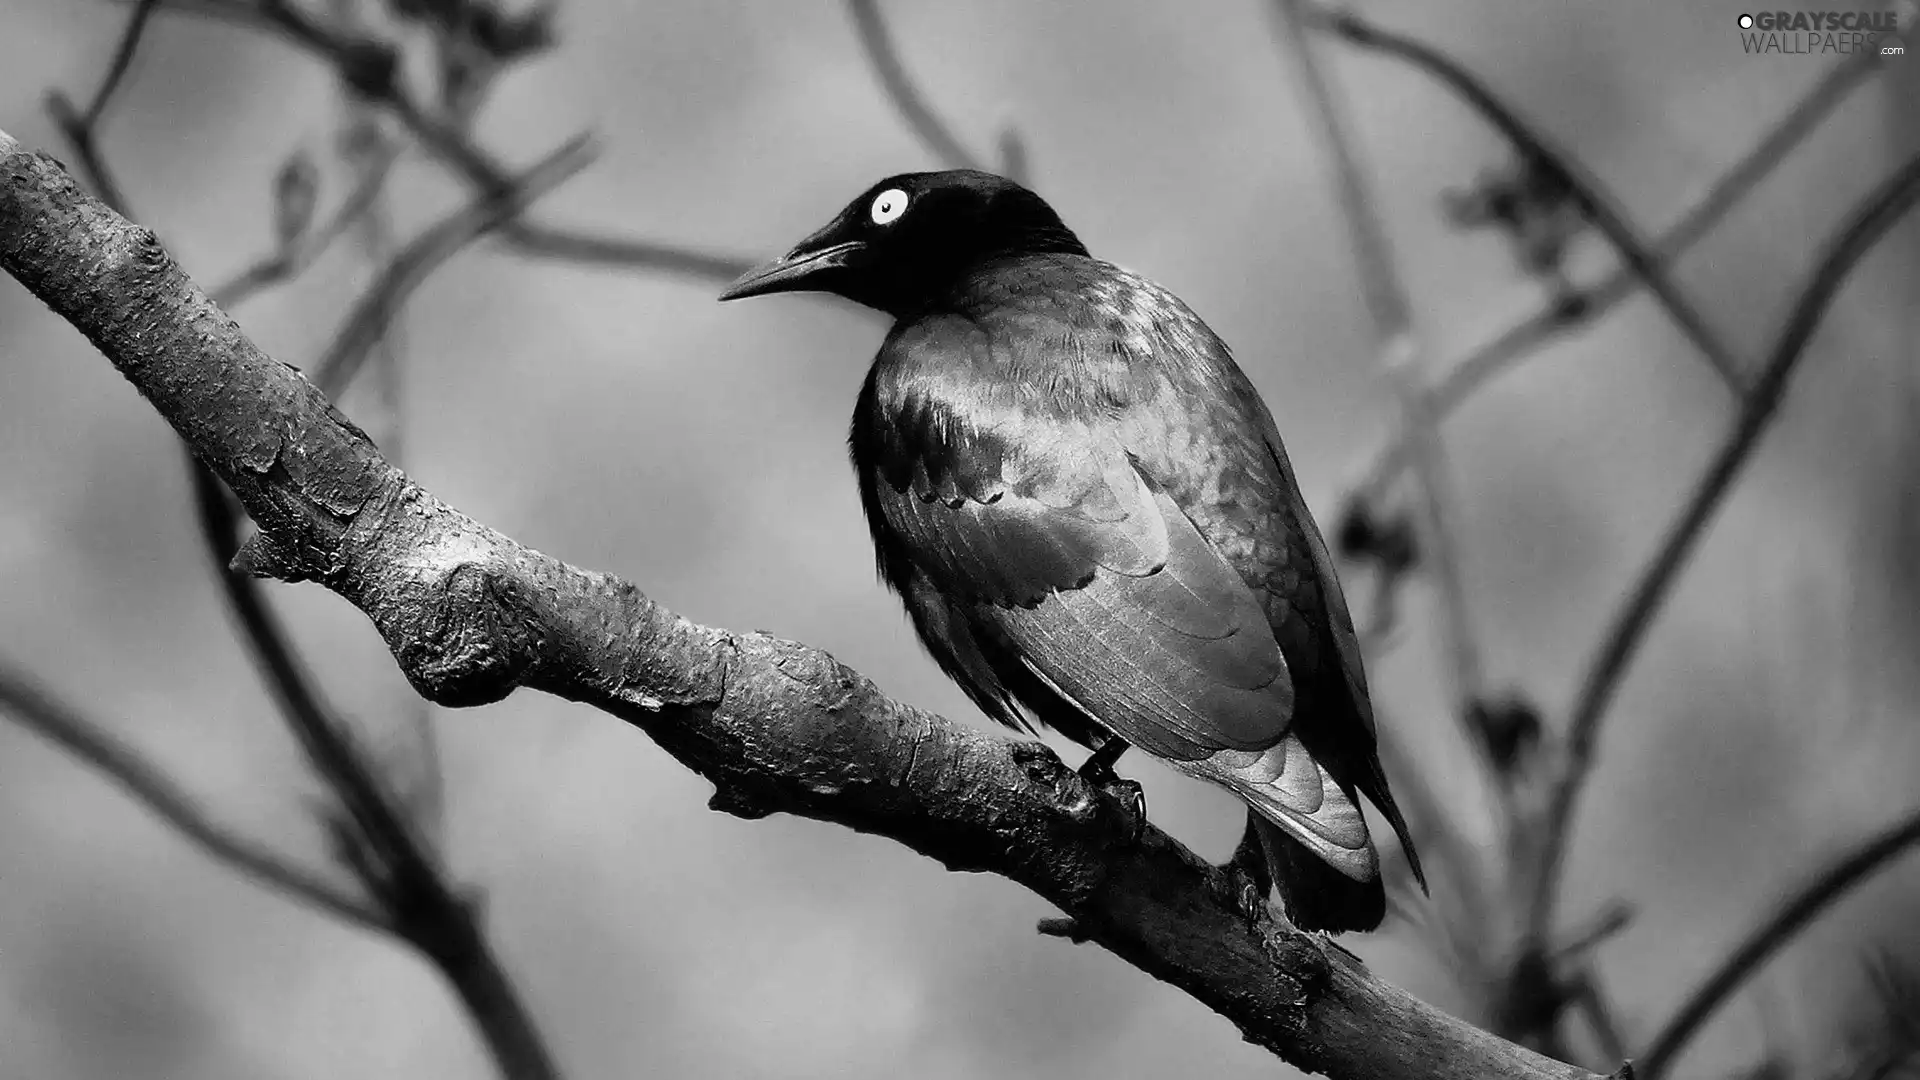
0, 129, 1601, 1080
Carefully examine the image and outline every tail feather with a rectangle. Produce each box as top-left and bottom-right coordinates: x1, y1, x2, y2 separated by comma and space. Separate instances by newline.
1356, 751, 1428, 894
1254, 817, 1385, 933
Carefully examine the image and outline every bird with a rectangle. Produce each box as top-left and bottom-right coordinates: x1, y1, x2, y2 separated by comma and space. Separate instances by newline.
718, 169, 1425, 932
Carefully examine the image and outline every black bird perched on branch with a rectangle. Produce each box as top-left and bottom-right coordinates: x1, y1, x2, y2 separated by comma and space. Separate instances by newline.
719, 170, 1425, 932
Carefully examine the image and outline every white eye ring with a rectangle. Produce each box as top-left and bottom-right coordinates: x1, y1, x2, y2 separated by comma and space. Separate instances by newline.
870, 188, 908, 225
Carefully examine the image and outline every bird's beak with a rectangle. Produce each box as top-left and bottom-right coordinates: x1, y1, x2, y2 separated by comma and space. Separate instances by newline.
717, 239, 863, 301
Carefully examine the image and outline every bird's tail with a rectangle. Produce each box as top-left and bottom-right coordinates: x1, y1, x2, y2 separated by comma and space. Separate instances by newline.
1253, 815, 1385, 933
1194, 732, 1385, 932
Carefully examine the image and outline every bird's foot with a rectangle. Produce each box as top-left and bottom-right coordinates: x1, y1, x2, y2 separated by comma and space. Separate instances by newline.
1077, 745, 1146, 845
1218, 812, 1274, 930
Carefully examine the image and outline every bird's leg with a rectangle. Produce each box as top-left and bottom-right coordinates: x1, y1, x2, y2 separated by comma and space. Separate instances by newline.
1219, 810, 1274, 928
1078, 734, 1146, 843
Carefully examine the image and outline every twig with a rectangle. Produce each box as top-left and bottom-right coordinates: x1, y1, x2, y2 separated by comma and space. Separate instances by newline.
0, 661, 388, 930
500, 226, 752, 280
845, 0, 988, 171
1529, 150, 1920, 942
44, 0, 161, 212
80, 0, 162, 126
1270, 0, 1491, 774
1570, 970, 1628, 1066
211, 137, 404, 308
1636, 807, 1920, 1080
1353, 46, 1887, 501
1312, 4, 1746, 394
310, 133, 596, 395
40, 36, 562, 1077
182, 0, 753, 283
332, 68, 447, 836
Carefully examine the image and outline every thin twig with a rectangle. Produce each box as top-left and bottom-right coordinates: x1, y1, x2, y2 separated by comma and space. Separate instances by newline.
1312, 4, 1747, 393
1270, 0, 1491, 784
211, 137, 405, 308
198, 0, 752, 283
1570, 970, 1628, 1066
1354, 45, 1887, 500
310, 133, 597, 395
1530, 150, 1920, 943
0, 662, 388, 930
188, 412, 562, 1080
845, 0, 987, 171
44, 0, 162, 212
82, 0, 162, 126
500, 226, 752, 280
40, 27, 562, 1074
1636, 807, 1920, 1080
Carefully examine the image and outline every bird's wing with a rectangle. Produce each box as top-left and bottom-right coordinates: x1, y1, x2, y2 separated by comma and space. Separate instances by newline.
1282, 455, 1377, 738
860, 378, 1295, 762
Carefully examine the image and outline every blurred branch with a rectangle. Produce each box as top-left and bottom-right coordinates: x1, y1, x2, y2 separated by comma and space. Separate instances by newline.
310, 131, 596, 395
42, 32, 562, 1077
328, 51, 447, 834
1569, 971, 1628, 1066
1354, 44, 1887, 500
1274, 0, 1497, 876
0, 660, 387, 931
76, 0, 161, 127
188, 463, 564, 1080
1530, 150, 1920, 944
846, 0, 1029, 179
0, 128, 1609, 1080
152, 0, 757, 283
1637, 807, 1920, 1080
44, 0, 160, 212
1270, 0, 1495, 807
1310, 4, 1747, 394
212, 136, 404, 308
498, 227, 752, 280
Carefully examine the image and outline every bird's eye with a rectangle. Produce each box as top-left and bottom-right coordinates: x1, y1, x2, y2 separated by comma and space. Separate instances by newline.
870, 188, 908, 225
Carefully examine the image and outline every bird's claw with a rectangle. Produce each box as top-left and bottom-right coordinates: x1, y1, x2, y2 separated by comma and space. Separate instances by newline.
1097, 776, 1146, 845
1078, 757, 1147, 844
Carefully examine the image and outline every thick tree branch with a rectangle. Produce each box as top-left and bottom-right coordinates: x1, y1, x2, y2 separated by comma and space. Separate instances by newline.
40, 53, 562, 1076
1528, 150, 1920, 941
0, 660, 388, 931
0, 128, 1602, 1080
1637, 808, 1920, 1080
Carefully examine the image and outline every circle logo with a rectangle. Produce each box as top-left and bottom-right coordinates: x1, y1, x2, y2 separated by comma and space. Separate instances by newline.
1738, 13, 1754, 28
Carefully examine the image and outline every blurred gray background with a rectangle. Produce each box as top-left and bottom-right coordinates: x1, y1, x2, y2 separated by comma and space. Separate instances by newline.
1, 1, 1917, 1078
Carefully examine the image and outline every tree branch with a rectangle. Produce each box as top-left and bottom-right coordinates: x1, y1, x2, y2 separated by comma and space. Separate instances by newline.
1637, 808, 1920, 1080
1528, 150, 1920, 942
845, 0, 1020, 177
1270, 0, 1493, 777
153, 0, 754, 284
40, 43, 563, 1076
44, 0, 161, 213
310, 132, 595, 395
1311, 4, 1747, 394
0, 659, 388, 931
0, 126, 1604, 1080
211, 134, 404, 309
1352, 43, 1887, 501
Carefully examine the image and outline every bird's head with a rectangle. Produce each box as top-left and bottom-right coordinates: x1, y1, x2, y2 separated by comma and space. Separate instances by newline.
718, 169, 1088, 317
